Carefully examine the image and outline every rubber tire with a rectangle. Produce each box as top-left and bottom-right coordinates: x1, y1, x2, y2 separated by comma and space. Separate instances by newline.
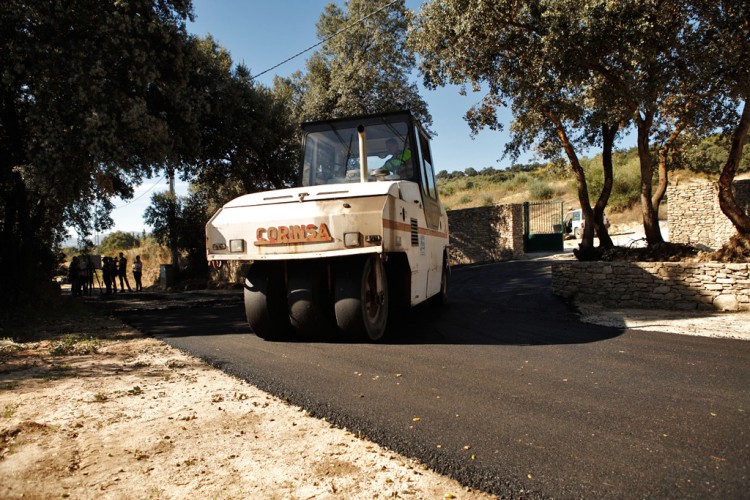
244, 262, 288, 340
286, 261, 333, 336
334, 256, 389, 342
429, 254, 449, 307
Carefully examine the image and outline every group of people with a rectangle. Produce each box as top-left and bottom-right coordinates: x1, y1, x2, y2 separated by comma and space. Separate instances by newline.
68, 253, 143, 296
68, 256, 96, 296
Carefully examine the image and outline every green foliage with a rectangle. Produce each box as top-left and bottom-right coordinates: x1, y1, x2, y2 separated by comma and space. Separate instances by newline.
681, 134, 750, 175
98, 231, 139, 256
296, 0, 431, 128
505, 172, 531, 192
0, 0, 199, 308
411, 0, 750, 243
144, 190, 210, 276
528, 179, 555, 201
188, 40, 300, 200
2, 404, 17, 419
438, 184, 456, 197
49, 334, 100, 356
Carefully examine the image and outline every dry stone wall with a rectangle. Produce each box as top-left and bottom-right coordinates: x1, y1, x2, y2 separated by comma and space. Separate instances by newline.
552, 261, 750, 311
446, 204, 524, 265
667, 179, 750, 250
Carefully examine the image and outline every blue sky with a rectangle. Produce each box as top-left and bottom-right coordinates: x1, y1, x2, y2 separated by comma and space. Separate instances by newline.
107, 0, 532, 234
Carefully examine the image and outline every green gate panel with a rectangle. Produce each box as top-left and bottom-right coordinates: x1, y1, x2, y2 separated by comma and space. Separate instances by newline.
523, 200, 564, 253
524, 233, 564, 252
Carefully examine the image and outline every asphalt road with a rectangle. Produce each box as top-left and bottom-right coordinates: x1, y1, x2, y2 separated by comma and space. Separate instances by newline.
117, 260, 750, 499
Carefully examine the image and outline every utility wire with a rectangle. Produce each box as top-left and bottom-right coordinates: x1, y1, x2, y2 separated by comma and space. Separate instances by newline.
250, 0, 400, 81
112, 173, 166, 210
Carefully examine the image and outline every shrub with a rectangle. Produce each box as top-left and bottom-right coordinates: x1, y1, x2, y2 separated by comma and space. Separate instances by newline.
528, 179, 555, 200
439, 184, 456, 197
505, 172, 530, 191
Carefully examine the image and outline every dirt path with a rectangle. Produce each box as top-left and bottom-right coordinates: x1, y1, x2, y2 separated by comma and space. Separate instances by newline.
0, 313, 492, 499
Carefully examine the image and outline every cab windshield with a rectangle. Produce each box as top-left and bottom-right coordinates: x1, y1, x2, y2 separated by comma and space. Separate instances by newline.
301, 118, 413, 186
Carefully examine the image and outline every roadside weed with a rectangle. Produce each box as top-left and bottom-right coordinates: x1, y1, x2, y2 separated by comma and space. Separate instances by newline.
50, 334, 101, 356
3, 403, 18, 418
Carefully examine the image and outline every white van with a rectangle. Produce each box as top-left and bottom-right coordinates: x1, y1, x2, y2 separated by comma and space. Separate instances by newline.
563, 208, 610, 239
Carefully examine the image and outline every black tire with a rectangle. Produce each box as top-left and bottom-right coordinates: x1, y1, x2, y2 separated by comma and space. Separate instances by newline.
429, 254, 449, 307
334, 256, 389, 341
286, 261, 333, 336
244, 262, 289, 340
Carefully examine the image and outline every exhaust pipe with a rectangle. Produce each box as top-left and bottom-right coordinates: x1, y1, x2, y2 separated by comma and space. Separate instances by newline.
357, 124, 368, 183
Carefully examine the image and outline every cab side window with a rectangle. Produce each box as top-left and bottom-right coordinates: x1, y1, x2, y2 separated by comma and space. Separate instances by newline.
418, 131, 438, 200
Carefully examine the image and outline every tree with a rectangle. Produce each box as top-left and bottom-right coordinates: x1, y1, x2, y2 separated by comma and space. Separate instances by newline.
411, 0, 621, 257
0, 0, 197, 309
297, 0, 431, 128
692, 1, 750, 238
180, 37, 300, 211
412, 0, 737, 252
98, 231, 139, 256
681, 134, 750, 175
144, 189, 210, 277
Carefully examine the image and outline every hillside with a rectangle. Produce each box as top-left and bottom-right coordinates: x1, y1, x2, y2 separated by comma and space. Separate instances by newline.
436, 156, 730, 227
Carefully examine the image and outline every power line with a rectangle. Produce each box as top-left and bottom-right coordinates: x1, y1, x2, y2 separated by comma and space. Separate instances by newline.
250, 0, 400, 81
112, 173, 166, 210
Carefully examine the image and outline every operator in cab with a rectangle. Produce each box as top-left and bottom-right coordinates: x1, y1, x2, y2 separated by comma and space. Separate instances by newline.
380, 138, 412, 178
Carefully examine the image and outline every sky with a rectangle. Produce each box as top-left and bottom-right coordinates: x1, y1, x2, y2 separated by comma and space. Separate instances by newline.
106, 0, 532, 235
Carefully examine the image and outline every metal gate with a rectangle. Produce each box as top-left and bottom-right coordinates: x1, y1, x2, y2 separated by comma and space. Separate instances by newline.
523, 201, 564, 252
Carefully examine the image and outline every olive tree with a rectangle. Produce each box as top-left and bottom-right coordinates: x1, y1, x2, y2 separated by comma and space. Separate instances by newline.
411, 0, 622, 256
0, 0, 197, 308
692, 2, 750, 238
297, 0, 431, 128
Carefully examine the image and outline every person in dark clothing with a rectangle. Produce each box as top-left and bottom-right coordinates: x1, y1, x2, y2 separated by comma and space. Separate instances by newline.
102, 257, 113, 295
69, 256, 80, 296
118, 252, 132, 292
111, 257, 118, 293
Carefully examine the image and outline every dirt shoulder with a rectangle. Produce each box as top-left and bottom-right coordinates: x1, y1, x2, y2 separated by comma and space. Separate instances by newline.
0, 307, 492, 499
3, 280, 745, 499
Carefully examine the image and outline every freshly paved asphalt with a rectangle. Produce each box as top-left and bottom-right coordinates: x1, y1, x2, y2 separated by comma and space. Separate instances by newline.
116, 260, 750, 498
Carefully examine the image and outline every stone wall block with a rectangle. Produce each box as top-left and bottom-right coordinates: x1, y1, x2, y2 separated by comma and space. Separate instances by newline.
552, 262, 750, 311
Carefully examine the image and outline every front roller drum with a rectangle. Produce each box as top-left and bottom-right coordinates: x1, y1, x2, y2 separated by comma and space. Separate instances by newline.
334, 255, 389, 341
244, 262, 289, 340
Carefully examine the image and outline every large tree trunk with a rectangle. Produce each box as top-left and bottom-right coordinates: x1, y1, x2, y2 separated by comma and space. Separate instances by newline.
636, 112, 664, 245
549, 113, 597, 259
594, 123, 616, 248
718, 99, 750, 235
653, 123, 684, 217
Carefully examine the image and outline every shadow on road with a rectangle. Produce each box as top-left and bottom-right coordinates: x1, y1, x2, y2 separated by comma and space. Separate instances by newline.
116, 259, 623, 347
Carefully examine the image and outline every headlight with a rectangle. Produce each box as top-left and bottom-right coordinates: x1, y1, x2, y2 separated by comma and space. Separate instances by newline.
344, 232, 362, 248
229, 239, 245, 252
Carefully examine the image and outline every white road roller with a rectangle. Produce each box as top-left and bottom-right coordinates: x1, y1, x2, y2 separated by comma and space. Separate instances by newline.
205, 111, 449, 341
